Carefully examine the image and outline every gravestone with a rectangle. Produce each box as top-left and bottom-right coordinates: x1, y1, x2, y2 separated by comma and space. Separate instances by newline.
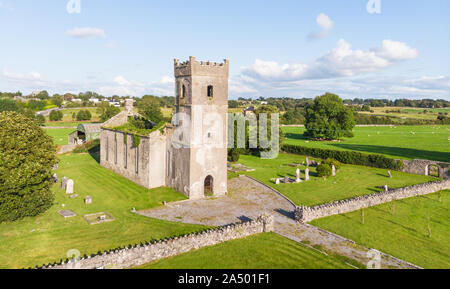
305, 157, 310, 167
61, 177, 68, 189
85, 196, 92, 205
65, 179, 74, 195
296, 168, 301, 183
305, 168, 310, 181
332, 165, 336, 177
284, 176, 289, 184
388, 171, 392, 178
384, 185, 389, 192
52, 174, 58, 183
275, 178, 280, 185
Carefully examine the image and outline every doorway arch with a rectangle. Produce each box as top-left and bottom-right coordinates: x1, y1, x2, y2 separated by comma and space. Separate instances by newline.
204, 175, 214, 197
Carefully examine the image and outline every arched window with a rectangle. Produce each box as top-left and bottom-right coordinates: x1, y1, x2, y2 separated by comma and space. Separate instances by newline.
182, 84, 186, 99
207, 85, 213, 98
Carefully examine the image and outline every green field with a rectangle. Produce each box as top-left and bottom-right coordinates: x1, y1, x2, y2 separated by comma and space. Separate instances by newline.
0, 153, 207, 269
235, 153, 437, 206
282, 125, 450, 162
311, 191, 450, 269
44, 128, 76, 145
360, 107, 450, 121
43, 121, 99, 127
139, 232, 355, 269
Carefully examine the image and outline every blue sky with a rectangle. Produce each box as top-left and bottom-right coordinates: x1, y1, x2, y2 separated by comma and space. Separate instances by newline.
0, 0, 449, 99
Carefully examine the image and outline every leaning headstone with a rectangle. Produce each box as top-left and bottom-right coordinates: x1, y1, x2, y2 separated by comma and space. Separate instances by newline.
85, 196, 92, 205
305, 168, 310, 181
275, 178, 280, 185
61, 177, 68, 189
296, 168, 301, 183
332, 165, 336, 177
65, 179, 74, 195
52, 173, 58, 183
384, 185, 389, 192
388, 171, 392, 178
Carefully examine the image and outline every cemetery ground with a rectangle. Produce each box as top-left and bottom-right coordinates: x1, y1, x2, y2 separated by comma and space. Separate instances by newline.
0, 153, 207, 269
311, 190, 450, 269
282, 125, 450, 162
138, 232, 353, 269
235, 153, 437, 206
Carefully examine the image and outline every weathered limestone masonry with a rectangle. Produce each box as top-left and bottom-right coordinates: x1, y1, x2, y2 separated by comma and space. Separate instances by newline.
401, 159, 450, 179
295, 180, 450, 223
43, 215, 273, 269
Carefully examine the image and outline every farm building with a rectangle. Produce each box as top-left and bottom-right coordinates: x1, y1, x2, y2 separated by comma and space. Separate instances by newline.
68, 123, 102, 145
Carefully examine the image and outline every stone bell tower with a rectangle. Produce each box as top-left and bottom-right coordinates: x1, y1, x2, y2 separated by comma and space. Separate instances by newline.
167, 56, 229, 199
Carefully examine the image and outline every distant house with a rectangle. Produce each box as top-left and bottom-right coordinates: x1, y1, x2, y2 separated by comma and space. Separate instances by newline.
260, 101, 268, 105
31, 91, 41, 97
89, 98, 100, 104
68, 123, 102, 145
243, 106, 255, 116
13, 96, 26, 102
72, 98, 82, 103
109, 101, 120, 107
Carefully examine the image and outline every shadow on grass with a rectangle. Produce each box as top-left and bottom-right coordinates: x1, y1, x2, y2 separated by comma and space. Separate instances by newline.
88, 145, 100, 164
329, 143, 450, 162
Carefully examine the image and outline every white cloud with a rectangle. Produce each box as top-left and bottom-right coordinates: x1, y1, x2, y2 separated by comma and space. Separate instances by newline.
317, 13, 334, 30
308, 13, 334, 40
2, 69, 42, 81
67, 27, 105, 39
241, 39, 418, 83
375, 40, 419, 60
114, 76, 132, 86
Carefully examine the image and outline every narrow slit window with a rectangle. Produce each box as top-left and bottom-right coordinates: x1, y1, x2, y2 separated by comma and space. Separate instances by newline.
207, 85, 213, 98
135, 146, 139, 174
182, 84, 186, 99
106, 136, 109, 161
124, 141, 127, 169
114, 137, 117, 164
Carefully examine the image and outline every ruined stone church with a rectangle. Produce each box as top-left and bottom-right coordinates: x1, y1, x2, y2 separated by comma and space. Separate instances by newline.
100, 57, 229, 199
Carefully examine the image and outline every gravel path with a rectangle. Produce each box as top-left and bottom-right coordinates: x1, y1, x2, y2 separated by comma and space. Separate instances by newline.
138, 176, 420, 269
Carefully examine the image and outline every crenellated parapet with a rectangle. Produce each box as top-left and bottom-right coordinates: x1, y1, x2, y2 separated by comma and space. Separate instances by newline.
174, 56, 229, 77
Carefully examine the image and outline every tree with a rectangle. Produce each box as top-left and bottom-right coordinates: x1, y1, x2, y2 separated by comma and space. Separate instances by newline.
51, 95, 64, 107
0, 98, 19, 112
138, 95, 164, 124
317, 163, 332, 178
49, 110, 63, 121
0, 111, 57, 222
97, 102, 121, 122
35, 114, 46, 126
304, 93, 355, 140
76, 109, 92, 121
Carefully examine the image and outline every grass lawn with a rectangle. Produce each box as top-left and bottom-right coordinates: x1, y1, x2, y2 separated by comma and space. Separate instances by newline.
138, 232, 354, 269
311, 190, 450, 269
282, 125, 450, 162
43, 121, 100, 127
0, 153, 207, 269
44, 128, 76, 145
234, 153, 438, 206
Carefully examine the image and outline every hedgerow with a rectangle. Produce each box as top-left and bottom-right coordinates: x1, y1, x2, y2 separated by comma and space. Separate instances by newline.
282, 144, 403, 170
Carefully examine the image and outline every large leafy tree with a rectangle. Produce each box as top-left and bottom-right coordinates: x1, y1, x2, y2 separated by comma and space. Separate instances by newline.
0, 112, 57, 222
97, 102, 121, 122
304, 93, 355, 140
138, 95, 164, 124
